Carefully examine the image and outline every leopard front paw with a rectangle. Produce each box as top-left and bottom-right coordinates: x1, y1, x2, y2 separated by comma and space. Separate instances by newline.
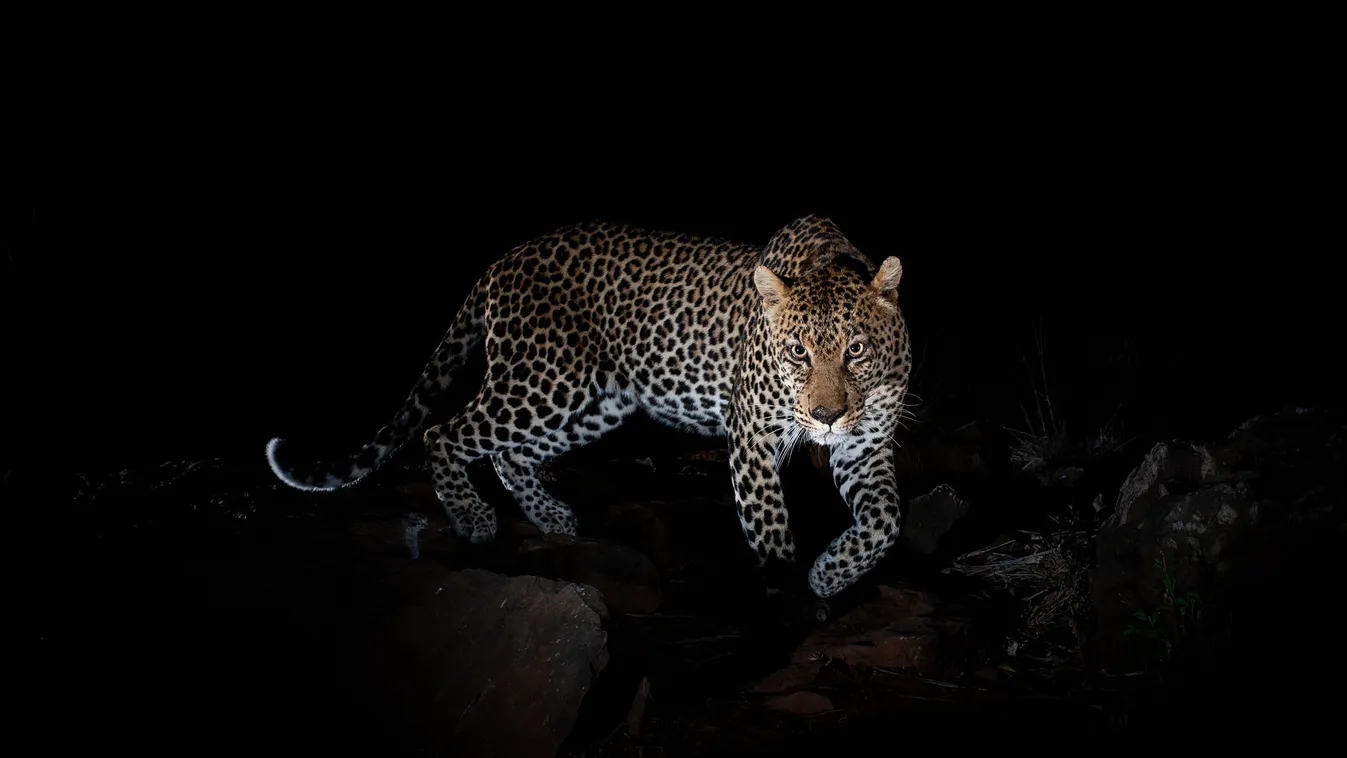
807, 552, 850, 599
530, 506, 578, 536
445, 509, 499, 545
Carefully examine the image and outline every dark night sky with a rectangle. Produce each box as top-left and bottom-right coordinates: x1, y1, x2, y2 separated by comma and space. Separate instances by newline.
7, 59, 1339, 476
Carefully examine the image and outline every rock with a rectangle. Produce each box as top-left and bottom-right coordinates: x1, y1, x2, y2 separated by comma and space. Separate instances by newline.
764, 690, 836, 715
1222, 407, 1347, 473
1092, 407, 1346, 669
515, 534, 664, 615
624, 677, 652, 736
751, 584, 968, 695
364, 568, 610, 758
1051, 466, 1087, 487
975, 666, 1002, 682
900, 484, 970, 555
1109, 441, 1221, 526
603, 501, 677, 571
344, 506, 459, 560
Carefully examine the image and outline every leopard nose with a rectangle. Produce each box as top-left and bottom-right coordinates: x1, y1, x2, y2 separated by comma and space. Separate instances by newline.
810, 405, 844, 425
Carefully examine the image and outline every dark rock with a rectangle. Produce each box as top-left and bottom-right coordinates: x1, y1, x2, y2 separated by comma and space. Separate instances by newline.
344, 506, 460, 560
365, 568, 610, 758
1051, 466, 1087, 487
764, 690, 836, 715
751, 584, 969, 695
603, 501, 678, 571
900, 484, 970, 555
515, 534, 664, 615
623, 677, 652, 737
1092, 407, 1346, 669
765, 583, 834, 625
1109, 441, 1220, 526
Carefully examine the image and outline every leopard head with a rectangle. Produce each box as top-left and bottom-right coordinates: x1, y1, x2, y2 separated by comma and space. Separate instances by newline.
753, 250, 909, 446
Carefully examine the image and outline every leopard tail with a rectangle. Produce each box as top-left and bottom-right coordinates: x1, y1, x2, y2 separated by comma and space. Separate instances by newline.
264, 266, 493, 491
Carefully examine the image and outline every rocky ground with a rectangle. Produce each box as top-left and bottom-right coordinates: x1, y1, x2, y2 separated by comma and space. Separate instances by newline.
9, 405, 1345, 756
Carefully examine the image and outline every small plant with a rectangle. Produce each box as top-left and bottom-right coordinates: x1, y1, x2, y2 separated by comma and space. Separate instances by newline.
1085, 404, 1133, 459
1123, 554, 1204, 663
1005, 323, 1136, 472
945, 504, 1097, 649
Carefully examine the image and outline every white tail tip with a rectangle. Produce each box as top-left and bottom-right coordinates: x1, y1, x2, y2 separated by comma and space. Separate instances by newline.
265, 437, 337, 492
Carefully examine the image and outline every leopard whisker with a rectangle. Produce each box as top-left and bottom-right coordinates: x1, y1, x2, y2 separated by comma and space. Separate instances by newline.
775, 426, 807, 469
751, 422, 791, 449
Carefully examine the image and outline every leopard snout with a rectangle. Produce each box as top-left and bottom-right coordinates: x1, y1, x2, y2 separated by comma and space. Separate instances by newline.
809, 405, 845, 425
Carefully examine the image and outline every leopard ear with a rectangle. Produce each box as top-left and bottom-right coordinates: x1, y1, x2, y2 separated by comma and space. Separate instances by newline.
753, 265, 788, 308
871, 256, 902, 306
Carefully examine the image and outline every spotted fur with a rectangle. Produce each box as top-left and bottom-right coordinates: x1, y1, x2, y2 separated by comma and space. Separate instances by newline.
266, 215, 913, 598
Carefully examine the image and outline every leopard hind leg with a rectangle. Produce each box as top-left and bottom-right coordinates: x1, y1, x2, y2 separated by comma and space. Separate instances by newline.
489, 394, 636, 534
421, 368, 615, 543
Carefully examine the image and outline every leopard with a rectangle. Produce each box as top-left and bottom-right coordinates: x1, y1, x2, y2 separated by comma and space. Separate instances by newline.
265, 215, 913, 601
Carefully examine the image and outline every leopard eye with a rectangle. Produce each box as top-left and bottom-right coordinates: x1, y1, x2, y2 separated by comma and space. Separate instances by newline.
787, 343, 809, 361
847, 341, 867, 358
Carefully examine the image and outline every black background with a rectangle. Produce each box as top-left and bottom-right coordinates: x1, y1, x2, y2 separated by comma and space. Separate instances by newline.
6, 35, 1339, 477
